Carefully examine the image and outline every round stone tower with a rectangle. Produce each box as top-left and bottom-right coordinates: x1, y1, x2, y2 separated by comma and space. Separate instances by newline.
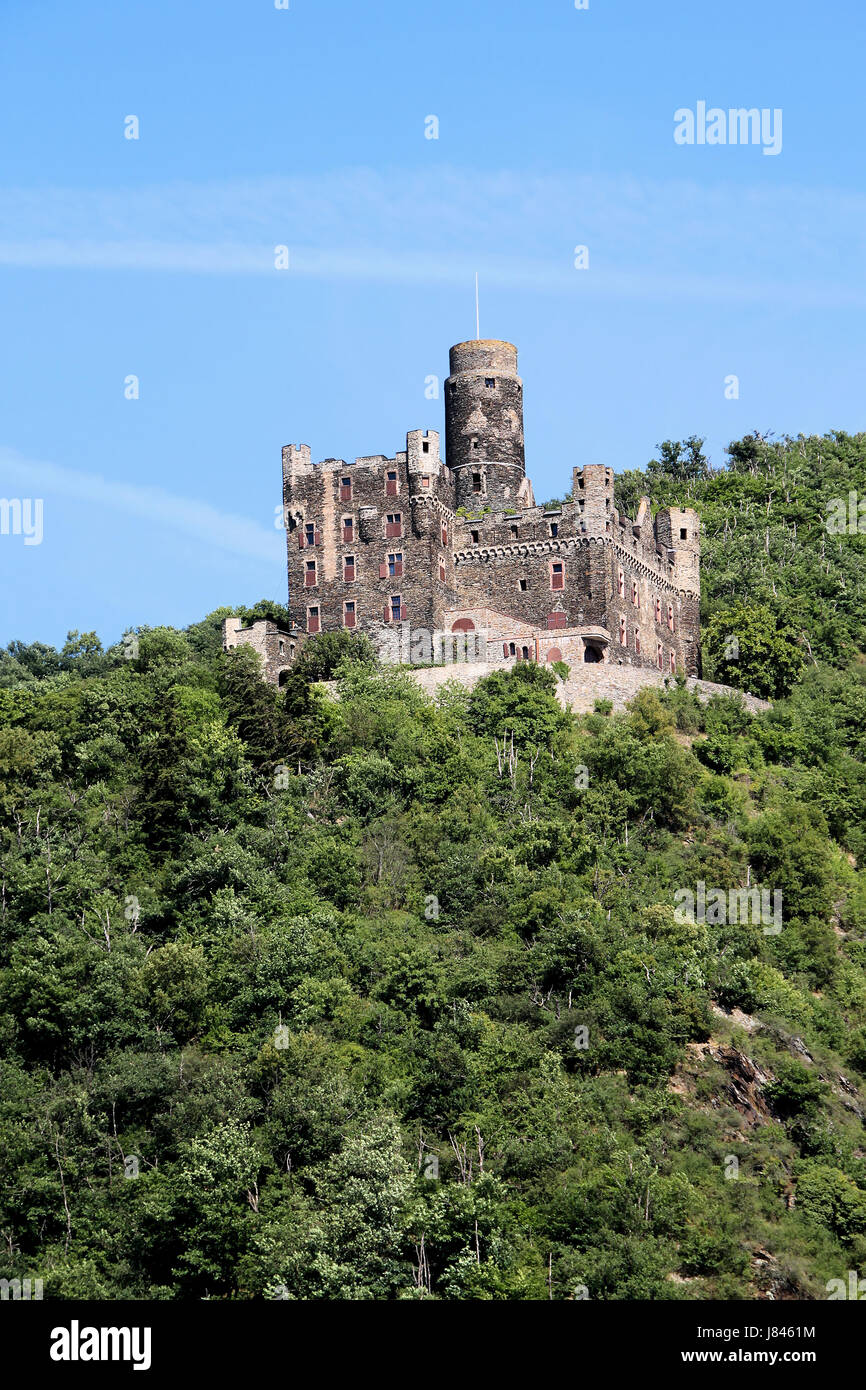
445, 339, 530, 511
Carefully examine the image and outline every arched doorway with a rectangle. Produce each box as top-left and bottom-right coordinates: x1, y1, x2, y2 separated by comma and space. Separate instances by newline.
545, 647, 562, 664
278, 669, 291, 687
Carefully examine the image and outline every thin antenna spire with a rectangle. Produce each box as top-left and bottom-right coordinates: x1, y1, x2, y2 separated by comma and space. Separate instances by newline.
475, 271, 480, 340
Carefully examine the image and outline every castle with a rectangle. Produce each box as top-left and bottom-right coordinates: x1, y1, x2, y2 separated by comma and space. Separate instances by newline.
223, 338, 700, 684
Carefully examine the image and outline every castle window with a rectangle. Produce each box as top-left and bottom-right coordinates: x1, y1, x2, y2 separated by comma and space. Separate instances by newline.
521, 646, 530, 661
471, 439, 480, 450
519, 578, 527, 591
508, 642, 516, 656
471, 529, 479, 543
619, 615, 627, 645
484, 377, 495, 388
670, 649, 676, 673
551, 561, 564, 591
618, 568, 625, 598
278, 639, 285, 655
655, 596, 662, 623
439, 556, 446, 582
379, 551, 402, 578
344, 555, 356, 582
632, 578, 639, 607
386, 470, 398, 497
386, 513, 402, 538
680, 528, 688, 540
307, 605, 320, 635
421, 475, 431, 488
342, 517, 354, 542
343, 601, 356, 629
340, 477, 352, 502
549, 522, 558, 538
304, 559, 317, 587
305, 523, 315, 547
422, 440, 430, 453
472, 471, 482, 493
547, 612, 566, 629
667, 602, 674, 632
510, 525, 518, 539
657, 642, 664, 670
634, 629, 641, 655
441, 524, 448, 546
578, 498, 585, 512
385, 595, 402, 622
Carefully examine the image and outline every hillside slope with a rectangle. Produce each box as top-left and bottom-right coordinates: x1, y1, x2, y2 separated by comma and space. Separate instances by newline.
1, 433, 866, 1300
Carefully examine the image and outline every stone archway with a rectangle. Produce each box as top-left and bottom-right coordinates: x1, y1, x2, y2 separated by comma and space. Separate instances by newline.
545, 647, 563, 664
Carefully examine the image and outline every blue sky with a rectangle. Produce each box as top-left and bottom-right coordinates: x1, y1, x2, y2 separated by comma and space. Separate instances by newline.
1, 0, 864, 647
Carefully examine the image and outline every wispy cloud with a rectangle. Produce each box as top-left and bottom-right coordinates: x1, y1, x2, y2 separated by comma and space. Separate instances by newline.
0, 167, 863, 307
0, 448, 282, 564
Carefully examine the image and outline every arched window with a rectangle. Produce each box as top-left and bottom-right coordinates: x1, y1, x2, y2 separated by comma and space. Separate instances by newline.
452, 618, 475, 632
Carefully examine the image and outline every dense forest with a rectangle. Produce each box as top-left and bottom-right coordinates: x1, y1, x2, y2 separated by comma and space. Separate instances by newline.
1, 430, 866, 1300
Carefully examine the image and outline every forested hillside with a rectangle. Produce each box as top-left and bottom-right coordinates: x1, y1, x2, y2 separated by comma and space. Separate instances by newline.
2, 432, 866, 1300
